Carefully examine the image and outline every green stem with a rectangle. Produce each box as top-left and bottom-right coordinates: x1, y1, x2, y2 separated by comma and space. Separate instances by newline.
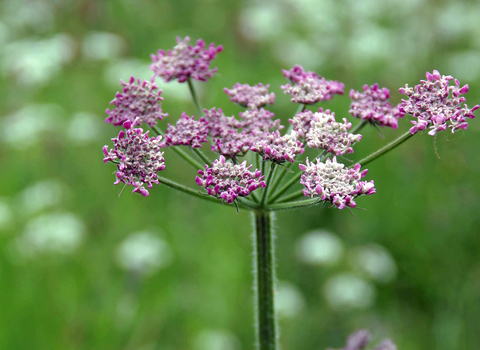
260, 164, 276, 206
275, 189, 304, 204
187, 76, 203, 116
267, 163, 292, 201
253, 210, 277, 350
158, 176, 257, 210
268, 170, 302, 204
358, 130, 414, 166
192, 148, 211, 165
350, 119, 368, 134
152, 125, 204, 170
266, 198, 317, 211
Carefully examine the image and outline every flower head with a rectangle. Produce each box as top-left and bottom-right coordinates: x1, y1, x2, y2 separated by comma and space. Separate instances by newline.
399, 70, 479, 136
251, 130, 305, 163
349, 84, 404, 129
281, 65, 344, 104
211, 130, 252, 158
150, 36, 223, 83
163, 112, 209, 148
195, 156, 266, 204
224, 83, 275, 109
105, 76, 167, 127
103, 120, 165, 197
203, 107, 240, 137
289, 109, 321, 138
305, 110, 362, 155
299, 157, 375, 209
239, 108, 283, 134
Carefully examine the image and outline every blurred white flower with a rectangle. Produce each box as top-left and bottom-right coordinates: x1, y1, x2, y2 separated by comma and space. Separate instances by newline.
348, 244, 397, 284
194, 329, 241, 350
2, 104, 63, 149
18, 179, 66, 215
116, 231, 173, 275
0, 198, 13, 231
68, 112, 103, 144
324, 273, 376, 310
16, 212, 85, 256
276, 281, 305, 318
104, 59, 190, 101
296, 230, 344, 265
82, 32, 126, 60
1, 34, 75, 85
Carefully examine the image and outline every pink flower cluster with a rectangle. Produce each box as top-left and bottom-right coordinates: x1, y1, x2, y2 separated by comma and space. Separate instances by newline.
289, 109, 322, 138
399, 70, 479, 136
327, 330, 397, 350
150, 36, 223, 83
163, 113, 209, 148
281, 65, 344, 104
195, 155, 266, 204
251, 131, 305, 163
349, 84, 404, 129
102, 120, 165, 197
204, 107, 284, 158
305, 110, 362, 155
224, 83, 275, 109
105, 76, 167, 127
299, 157, 375, 209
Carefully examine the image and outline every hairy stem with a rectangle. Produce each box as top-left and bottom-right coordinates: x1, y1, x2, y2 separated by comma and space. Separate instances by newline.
265, 198, 317, 211
358, 130, 414, 166
275, 189, 304, 203
192, 148, 212, 165
152, 125, 204, 170
260, 164, 276, 206
187, 76, 203, 116
158, 176, 257, 210
253, 210, 277, 350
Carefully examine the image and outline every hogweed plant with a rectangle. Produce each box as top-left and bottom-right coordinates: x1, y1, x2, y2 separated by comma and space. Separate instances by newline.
102, 36, 478, 350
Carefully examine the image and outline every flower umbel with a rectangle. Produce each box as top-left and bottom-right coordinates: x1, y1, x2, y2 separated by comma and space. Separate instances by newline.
103, 120, 165, 197
251, 130, 305, 163
239, 108, 283, 134
349, 84, 404, 129
163, 112, 209, 148
224, 83, 275, 109
399, 70, 479, 136
105, 76, 167, 127
281, 65, 344, 104
299, 157, 375, 209
195, 155, 266, 204
150, 36, 223, 83
305, 110, 362, 155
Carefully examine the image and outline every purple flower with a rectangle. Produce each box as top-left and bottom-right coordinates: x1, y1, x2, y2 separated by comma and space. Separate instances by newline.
163, 112, 209, 148
103, 120, 165, 197
305, 110, 362, 155
195, 155, 266, 204
289, 109, 322, 138
203, 107, 240, 137
299, 157, 375, 209
349, 84, 404, 129
224, 83, 275, 109
211, 130, 252, 158
239, 108, 284, 134
150, 36, 223, 83
326, 330, 397, 350
399, 70, 479, 136
105, 76, 168, 127
281, 65, 344, 104
251, 130, 305, 163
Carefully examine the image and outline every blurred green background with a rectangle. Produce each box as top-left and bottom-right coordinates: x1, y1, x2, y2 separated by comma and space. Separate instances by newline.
1, 0, 480, 349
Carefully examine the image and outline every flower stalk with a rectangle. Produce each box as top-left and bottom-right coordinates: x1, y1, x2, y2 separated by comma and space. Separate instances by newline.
358, 130, 414, 166
253, 210, 277, 350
